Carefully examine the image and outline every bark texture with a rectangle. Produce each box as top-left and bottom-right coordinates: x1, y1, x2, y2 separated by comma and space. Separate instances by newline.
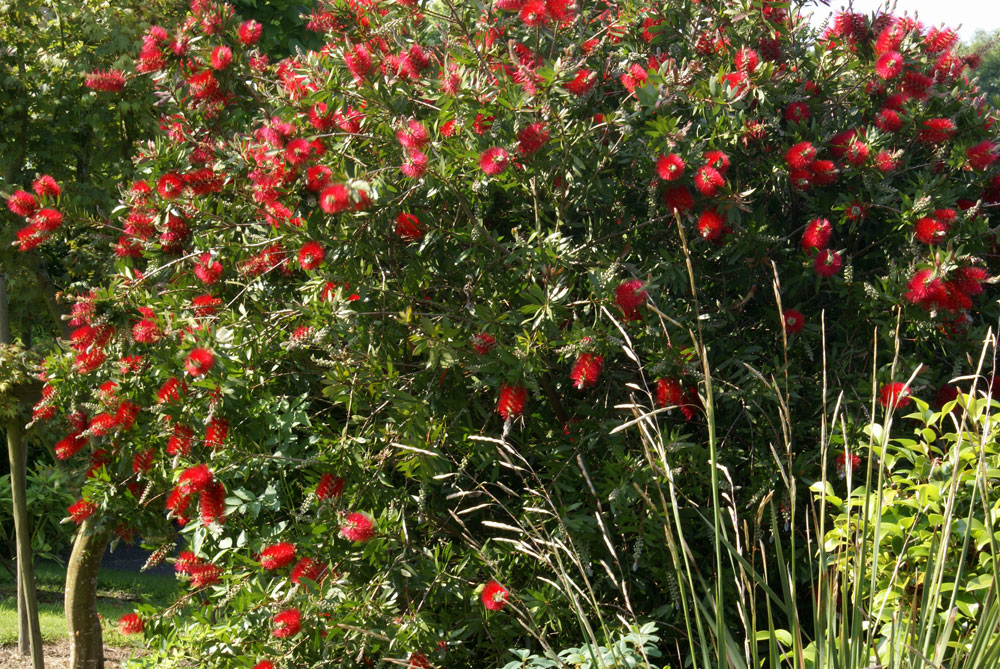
66, 524, 110, 669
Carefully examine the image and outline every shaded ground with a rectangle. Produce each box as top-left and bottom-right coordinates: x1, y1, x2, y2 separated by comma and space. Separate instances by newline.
0, 640, 137, 668
0, 560, 176, 651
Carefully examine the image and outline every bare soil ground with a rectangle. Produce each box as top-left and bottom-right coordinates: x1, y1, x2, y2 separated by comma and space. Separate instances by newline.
0, 642, 137, 668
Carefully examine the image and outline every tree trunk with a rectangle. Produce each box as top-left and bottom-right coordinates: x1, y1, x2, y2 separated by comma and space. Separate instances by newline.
2, 273, 45, 668
6, 420, 45, 668
66, 524, 109, 669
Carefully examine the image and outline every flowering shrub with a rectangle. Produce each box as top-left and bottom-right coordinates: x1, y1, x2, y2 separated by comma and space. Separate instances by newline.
24, 0, 1000, 665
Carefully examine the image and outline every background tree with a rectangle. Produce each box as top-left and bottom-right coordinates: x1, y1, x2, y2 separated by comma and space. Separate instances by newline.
966, 29, 1000, 100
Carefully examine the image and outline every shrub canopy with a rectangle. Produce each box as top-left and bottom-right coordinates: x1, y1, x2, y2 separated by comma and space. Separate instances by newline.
14, 0, 1000, 665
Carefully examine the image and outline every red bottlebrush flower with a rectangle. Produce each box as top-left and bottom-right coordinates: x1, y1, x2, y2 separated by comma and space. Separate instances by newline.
783, 309, 805, 334
305, 165, 333, 193
185, 348, 215, 377
118, 613, 144, 635
408, 652, 432, 669
656, 377, 685, 408
481, 580, 509, 611
735, 47, 759, 73
8, 190, 38, 217
878, 382, 912, 409
189, 563, 221, 588
875, 51, 903, 79
703, 150, 730, 175
570, 353, 604, 390
75, 349, 106, 374
951, 266, 989, 296
615, 279, 647, 321
720, 71, 748, 96
784, 142, 816, 170
904, 269, 938, 306
175, 551, 203, 575
89, 413, 117, 437
68, 499, 97, 524
238, 19, 262, 45
199, 481, 226, 526
835, 451, 861, 477
165, 488, 191, 525
33, 175, 61, 199
479, 147, 510, 176
801, 218, 832, 253
517, 123, 549, 156
178, 464, 214, 495
395, 213, 424, 241
284, 138, 315, 166
85, 69, 127, 92
844, 141, 869, 166
472, 332, 496, 354
783, 102, 811, 124
874, 151, 899, 172
345, 44, 372, 80
298, 241, 325, 270
187, 70, 219, 99
875, 108, 903, 133
211, 45, 232, 70
131, 318, 160, 344
564, 68, 596, 95
319, 184, 351, 214
340, 512, 376, 542
315, 473, 345, 500
272, 608, 301, 638
260, 542, 297, 570
132, 449, 155, 474
157, 377, 182, 405
845, 201, 868, 221
497, 384, 528, 420
967, 141, 997, 170
809, 160, 838, 186
914, 217, 948, 245
291, 557, 325, 585
33, 387, 56, 422
656, 154, 685, 181
166, 424, 194, 456
192, 294, 221, 317
621, 63, 649, 93
252, 663, 275, 669
519, 0, 548, 26
696, 208, 731, 243
828, 130, 858, 159
397, 120, 429, 151
55, 434, 87, 460
205, 416, 229, 449
157, 173, 185, 200
31, 208, 62, 232
194, 254, 223, 285
814, 249, 842, 277
662, 185, 694, 213
693, 165, 724, 196
401, 150, 428, 178
918, 118, 956, 144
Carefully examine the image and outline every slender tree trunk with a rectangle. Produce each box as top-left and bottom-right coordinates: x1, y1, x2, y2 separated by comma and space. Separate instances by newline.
2, 274, 45, 668
66, 524, 109, 669
6, 421, 45, 668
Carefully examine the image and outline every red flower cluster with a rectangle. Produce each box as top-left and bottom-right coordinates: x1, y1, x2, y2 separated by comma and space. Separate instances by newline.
655, 378, 698, 420
615, 280, 647, 321
315, 473, 345, 501
497, 384, 527, 420
878, 382, 912, 409
904, 266, 988, 314
118, 613, 144, 635
8, 175, 63, 251
260, 542, 297, 569
272, 608, 301, 638
570, 353, 604, 390
85, 69, 127, 92
340, 512, 376, 542
68, 499, 97, 524
481, 580, 509, 611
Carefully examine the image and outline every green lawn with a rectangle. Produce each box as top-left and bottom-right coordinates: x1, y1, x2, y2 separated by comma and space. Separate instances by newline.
0, 560, 177, 647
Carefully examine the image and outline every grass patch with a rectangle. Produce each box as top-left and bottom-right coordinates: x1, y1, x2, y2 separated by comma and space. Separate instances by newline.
0, 560, 177, 647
